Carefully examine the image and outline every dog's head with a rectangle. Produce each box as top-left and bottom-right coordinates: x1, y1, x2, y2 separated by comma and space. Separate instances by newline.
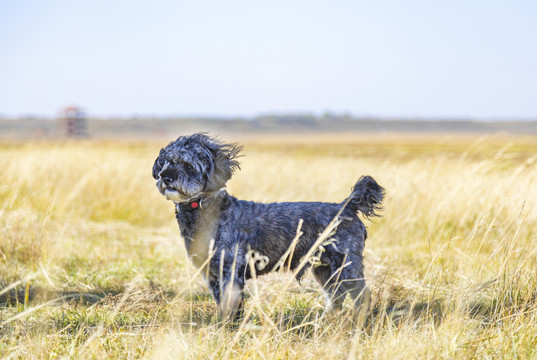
152, 133, 241, 202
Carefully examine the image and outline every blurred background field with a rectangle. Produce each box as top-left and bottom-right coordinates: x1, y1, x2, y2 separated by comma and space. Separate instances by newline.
1, 133, 537, 359
3, 115, 537, 140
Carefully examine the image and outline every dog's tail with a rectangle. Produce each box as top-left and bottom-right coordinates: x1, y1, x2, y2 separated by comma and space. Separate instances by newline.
346, 176, 385, 218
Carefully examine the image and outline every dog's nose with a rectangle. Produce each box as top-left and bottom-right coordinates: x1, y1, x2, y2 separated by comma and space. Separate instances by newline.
162, 176, 174, 184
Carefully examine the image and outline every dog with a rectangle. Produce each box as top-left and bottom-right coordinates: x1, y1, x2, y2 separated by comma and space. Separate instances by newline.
152, 133, 384, 322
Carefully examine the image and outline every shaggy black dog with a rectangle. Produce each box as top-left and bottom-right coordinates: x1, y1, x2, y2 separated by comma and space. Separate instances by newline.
153, 134, 384, 321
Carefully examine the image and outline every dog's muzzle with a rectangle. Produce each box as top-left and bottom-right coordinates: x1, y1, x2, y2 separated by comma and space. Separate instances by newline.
156, 162, 183, 201
156, 179, 185, 202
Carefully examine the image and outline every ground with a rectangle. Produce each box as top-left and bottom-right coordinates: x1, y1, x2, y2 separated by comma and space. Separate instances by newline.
1, 133, 537, 359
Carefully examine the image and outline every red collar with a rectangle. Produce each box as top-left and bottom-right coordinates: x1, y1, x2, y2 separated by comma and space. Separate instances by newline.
176, 198, 203, 212
189, 201, 200, 209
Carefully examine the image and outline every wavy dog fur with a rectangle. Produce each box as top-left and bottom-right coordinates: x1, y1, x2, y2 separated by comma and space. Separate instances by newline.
153, 134, 384, 320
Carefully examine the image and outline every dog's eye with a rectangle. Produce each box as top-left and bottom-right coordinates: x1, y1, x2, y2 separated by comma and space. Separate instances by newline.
185, 163, 194, 171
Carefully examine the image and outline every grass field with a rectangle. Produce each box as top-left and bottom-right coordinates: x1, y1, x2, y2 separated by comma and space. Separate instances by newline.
1, 134, 537, 359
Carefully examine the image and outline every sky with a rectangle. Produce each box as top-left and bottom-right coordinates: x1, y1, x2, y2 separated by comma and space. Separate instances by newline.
1, 0, 536, 119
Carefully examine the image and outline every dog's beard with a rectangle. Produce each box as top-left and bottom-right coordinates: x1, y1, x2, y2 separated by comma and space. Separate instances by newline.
163, 188, 186, 202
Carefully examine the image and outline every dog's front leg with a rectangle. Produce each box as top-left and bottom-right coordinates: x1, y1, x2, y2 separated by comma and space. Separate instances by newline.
208, 275, 244, 320
207, 276, 222, 307
220, 276, 245, 320
209, 250, 246, 321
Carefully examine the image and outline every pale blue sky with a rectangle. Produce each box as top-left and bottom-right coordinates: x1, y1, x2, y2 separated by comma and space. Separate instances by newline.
1, 0, 536, 119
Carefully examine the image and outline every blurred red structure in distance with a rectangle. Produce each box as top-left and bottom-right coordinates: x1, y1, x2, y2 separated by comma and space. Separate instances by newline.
59, 106, 87, 137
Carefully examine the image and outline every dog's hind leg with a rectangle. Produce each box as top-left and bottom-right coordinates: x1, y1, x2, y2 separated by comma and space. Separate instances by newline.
337, 259, 371, 328
313, 266, 348, 310
343, 279, 371, 329
314, 264, 371, 328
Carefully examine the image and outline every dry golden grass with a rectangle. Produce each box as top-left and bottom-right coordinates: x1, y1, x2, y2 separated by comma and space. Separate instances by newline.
1, 134, 537, 359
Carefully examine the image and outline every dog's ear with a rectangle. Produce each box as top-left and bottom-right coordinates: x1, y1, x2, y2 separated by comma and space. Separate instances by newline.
152, 148, 165, 180
204, 139, 242, 192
